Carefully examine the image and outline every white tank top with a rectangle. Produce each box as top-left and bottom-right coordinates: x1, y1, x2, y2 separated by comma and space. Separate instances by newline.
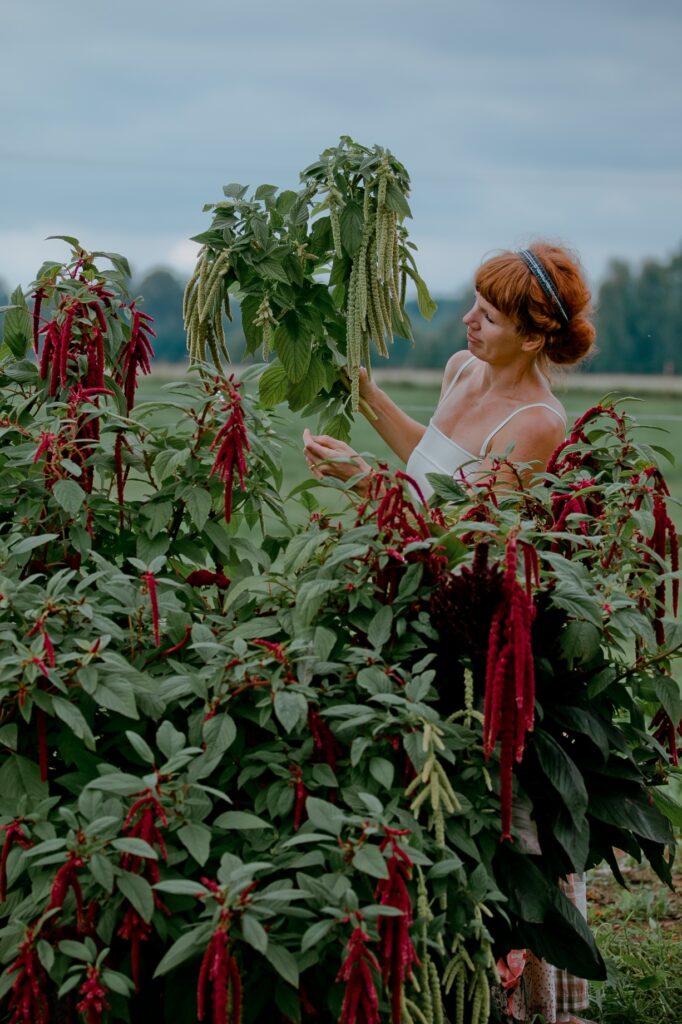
404, 356, 566, 503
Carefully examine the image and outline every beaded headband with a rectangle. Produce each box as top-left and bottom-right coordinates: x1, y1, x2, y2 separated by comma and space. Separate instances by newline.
517, 248, 569, 324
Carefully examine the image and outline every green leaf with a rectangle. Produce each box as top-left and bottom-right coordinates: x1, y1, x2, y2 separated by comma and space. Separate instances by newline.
369, 757, 394, 790
178, 823, 211, 866
186, 488, 212, 531
203, 713, 237, 754
305, 796, 345, 836
52, 480, 87, 515
52, 698, 95, 749
58, 939, 92, 961
275, 321, 310, 384
559, 621, 602, 668
405, 266, 437, 320
295, 578, 339, 627
286, 355, 327, 411
383, 182, 412, 220
92, 679, 138, 720
156, 721, 186, 759
153, 924, 212, 978
87, 772, 145, 796
10, 533, 58, 555
89, 854, 114, 893
340, 200, 364, 258
241, 912, 268, 954
267, 943, 299, 988
3, 287, 32, 358
274, 691, 308, 734
117, 871, 154, 923
533, 731, 588, 827
301, 918, 336, 953
259, 364, 290, 408
125, 730, 156, 765
367, 605, 393, 650
654, 672, 681, 724
214, 811, 274, 831
111, 838, 159, 860
154, 879, 210, 897
353, 844, 389, 879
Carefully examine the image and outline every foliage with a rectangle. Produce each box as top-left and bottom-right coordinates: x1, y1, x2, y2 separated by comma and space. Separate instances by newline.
183, 137, 435, 437
0, 244, 680, 1024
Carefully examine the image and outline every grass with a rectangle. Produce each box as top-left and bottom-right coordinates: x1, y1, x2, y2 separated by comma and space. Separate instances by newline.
586, 855, 682, 1023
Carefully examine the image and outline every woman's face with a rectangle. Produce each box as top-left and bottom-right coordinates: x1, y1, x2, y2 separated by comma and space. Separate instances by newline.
462, 292, 525, 364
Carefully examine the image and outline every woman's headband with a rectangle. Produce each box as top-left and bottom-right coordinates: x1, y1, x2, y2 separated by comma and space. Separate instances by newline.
517, 249, 569, 324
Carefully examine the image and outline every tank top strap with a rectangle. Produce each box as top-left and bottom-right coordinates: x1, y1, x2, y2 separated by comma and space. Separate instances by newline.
438, 355, 477, 407
478, 403, 567, 457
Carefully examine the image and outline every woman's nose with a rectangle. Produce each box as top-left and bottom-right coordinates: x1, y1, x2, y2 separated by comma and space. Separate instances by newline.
463, 306, 475, 325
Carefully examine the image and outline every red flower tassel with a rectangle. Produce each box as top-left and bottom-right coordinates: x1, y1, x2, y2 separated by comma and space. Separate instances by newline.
141, 571, 161, 647
483, 534, 537, 841
76, 964, 111, 1024
6, 927, 49, 1024
48, 852, 85, 928
0, 822, 33, 902
197, 912, 242, 1024
117, 905, 151, 990
335, 920, 381, 1024
374, 829, 419, 1024
209, 379, 251, 524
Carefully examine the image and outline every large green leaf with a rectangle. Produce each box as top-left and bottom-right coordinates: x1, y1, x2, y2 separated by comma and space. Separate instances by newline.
533, 731, 588, 827
274, 319, 311, 384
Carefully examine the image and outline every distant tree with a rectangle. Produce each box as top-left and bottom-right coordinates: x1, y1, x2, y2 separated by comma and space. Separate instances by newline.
591, 246, 682, 374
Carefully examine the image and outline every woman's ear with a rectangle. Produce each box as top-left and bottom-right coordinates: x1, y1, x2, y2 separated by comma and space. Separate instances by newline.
521, 333, 545, 355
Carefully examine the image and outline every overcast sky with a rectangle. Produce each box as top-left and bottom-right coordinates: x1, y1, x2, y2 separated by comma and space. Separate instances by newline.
2, 0, 681, 297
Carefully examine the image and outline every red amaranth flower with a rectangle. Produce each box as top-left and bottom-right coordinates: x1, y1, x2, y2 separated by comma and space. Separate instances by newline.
115, 306, 155, 413
141, 571, 161, 647
374, 828, 419, 1024
651, 706, 682, 767
0, 821, 33, 902
122, 792, 169, 869
186, 570, 231, 589
483, 533, 537, 841
335, 919, 381, 1024
209, 378, 250, 524
48, 852, 85, 928
197, 911, 242, 1024
117, 905, 151, 990
308, 705, 342, 771
289, 765, 307, 831
76, 964, 111, 1024
6, 927, 49, 1024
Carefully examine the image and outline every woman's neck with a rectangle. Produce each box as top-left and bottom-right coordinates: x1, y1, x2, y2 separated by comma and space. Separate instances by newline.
477, 356, 544, 397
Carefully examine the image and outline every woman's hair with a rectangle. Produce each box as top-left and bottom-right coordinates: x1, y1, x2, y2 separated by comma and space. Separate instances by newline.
474, 242, 596, 366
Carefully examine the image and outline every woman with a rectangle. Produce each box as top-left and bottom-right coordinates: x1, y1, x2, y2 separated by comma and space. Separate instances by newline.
303, 242, 597, 1024
303, 242, 595, 500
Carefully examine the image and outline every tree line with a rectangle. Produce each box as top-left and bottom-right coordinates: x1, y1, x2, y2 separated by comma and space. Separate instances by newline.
3, 244, 680, 373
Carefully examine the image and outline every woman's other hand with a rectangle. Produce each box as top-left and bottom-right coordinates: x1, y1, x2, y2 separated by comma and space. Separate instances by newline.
302, 428, 371, 494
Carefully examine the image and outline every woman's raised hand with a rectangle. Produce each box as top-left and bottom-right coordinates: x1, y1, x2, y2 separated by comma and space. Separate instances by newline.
302, 428, 371, 492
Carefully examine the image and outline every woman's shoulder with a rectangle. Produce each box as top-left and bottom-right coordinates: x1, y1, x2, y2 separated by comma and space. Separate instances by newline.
440, 350, 475, 396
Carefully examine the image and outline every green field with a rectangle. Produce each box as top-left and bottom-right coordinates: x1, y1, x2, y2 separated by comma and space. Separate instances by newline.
139, 374, 682, 527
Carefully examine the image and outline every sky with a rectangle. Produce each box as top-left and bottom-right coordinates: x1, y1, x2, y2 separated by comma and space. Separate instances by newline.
2, 0, 681, 298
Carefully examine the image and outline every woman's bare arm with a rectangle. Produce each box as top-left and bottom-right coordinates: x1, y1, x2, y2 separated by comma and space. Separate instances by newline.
359, 370, 426, 462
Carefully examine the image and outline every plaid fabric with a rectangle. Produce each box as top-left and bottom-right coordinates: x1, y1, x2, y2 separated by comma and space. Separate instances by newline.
508, 873, 589, 1021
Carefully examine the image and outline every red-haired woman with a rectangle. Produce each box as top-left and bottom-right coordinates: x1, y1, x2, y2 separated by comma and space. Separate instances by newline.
303, 242, 595, 497
303, 242, 597, 1024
